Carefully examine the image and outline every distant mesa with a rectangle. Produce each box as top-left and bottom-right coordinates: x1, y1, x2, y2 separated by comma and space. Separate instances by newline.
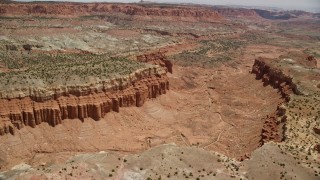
0, 2, 223, 22
253, 9, 298, 20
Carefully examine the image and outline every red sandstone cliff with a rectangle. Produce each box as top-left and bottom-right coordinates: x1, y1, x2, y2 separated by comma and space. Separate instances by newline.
0, 75, 169, 136
251, 58, 300, 101
0, 2, 223, 22
251, 58, 298, 144
0, 51, 173, 136
137, 51, 173, 73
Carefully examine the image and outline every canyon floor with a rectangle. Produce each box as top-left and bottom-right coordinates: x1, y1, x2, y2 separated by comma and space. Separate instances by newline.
0, 1, 319, 180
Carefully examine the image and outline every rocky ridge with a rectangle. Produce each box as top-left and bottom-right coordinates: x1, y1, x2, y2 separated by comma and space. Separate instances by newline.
252, 54, 320, 152
0, 2, 223, 22
251, 54, 320, 178
0, 75, 169, 136
252, 58, 298, 144
0, 53, 172, 136
252, 58, 301, 100
137, 51, 173, 73
0, 65, 167, 101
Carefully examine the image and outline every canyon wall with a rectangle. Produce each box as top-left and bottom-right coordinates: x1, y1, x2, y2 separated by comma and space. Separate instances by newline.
251, 58, 298, 144
0, 3, 223, 22
252, 58, 300, 101
0, 52, 173, 136
137, 51, 173, 73
0, 66, 167, 101
0, 75, 169, 136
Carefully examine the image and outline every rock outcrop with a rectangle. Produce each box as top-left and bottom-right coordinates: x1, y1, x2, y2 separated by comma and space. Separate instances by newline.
305, 55, 317, 67
252, 58, 300, 101
137, 52, 173, 73
0, 2, 223, 22
314, 126, 320, 135
0, 75, 169, 136
0, 119, 15, 136
0, 66, 167, 101
0, 50, 173, 136
260, 106, 287, 144
314, 144, 320, 153
252, 58, 298, 144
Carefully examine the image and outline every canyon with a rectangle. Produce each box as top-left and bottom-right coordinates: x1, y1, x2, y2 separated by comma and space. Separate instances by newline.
0, 1, 319, 179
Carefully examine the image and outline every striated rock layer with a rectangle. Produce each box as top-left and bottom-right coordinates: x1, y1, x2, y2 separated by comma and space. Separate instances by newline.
0, 75, 169, 136
252, 58, 300, 101
0, 2, 223, 22
0, 66, 167, 101
137, 51, 173, 73
251, 58, 298, 144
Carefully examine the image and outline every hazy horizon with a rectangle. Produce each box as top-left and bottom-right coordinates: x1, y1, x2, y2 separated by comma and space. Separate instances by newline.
15, 0, 320, 12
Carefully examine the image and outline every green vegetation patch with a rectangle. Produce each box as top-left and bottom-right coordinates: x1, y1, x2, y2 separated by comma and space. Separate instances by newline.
170, 51, 232, 68
0, 51, 146, 88
199, 39, 245, 53
170, 39, 244, 68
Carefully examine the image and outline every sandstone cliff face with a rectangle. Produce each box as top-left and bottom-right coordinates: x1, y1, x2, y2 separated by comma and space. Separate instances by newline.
0, 75, 169, 136
0, 3, 223, 22
0, 66, 167, 101
260, 106, 287, 144
0, 119, 15, 136
252, 58, 300, 101
137, 52, 173, 73
252, 58, 297, 144
0, 50, 173, 136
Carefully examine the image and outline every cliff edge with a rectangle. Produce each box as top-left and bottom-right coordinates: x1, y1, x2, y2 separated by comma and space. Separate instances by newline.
0, 52, 173, 136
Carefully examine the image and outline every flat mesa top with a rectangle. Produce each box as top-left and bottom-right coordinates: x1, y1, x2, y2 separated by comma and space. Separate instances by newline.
0, 49, 160, 98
